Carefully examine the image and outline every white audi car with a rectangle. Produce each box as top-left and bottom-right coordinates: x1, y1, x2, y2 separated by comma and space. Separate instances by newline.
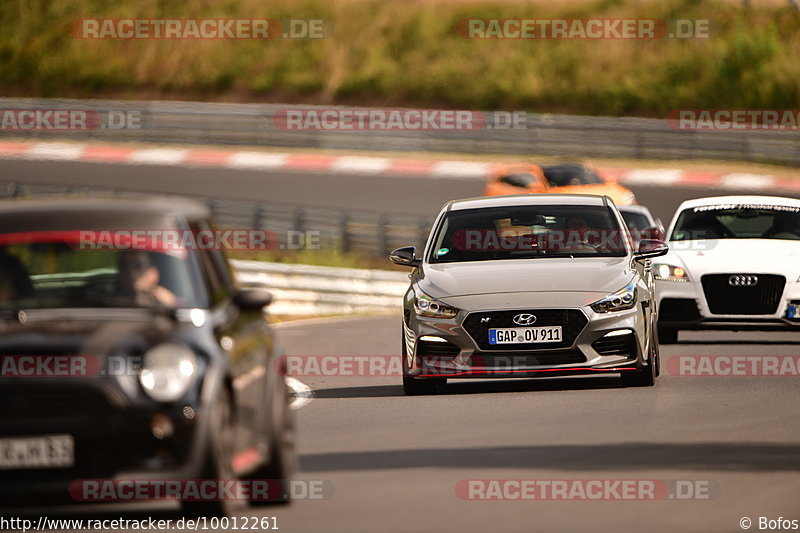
655, 195, 800, 343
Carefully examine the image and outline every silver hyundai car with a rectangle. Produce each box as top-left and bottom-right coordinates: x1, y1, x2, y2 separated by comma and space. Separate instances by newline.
390, 194, 669, 395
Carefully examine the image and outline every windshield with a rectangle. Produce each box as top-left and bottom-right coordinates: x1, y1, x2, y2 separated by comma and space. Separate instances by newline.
500, 172, 540, 188
429, 205, 628, 263
671, 203, 800, 241
621, 211, 652, 231
542, 166, 604, 187
0, 233, 208, 311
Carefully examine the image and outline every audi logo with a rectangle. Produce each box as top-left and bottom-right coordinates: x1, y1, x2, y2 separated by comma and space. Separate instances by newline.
512, 313, 537, 326
728, 275, 758, 287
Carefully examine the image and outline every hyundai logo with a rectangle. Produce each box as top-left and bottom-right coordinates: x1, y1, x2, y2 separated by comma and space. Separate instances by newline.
512, 313, 537, 326
729, 275, 758, 287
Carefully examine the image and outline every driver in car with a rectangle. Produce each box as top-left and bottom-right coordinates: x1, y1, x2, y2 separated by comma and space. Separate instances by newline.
116, 250, 178, 307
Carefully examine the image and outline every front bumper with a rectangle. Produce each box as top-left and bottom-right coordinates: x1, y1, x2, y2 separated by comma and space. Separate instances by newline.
0, 378, 209, 506
656, 276, 800, 331
404, 304, 650, 380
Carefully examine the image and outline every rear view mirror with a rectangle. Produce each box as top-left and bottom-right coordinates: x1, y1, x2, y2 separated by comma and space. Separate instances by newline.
390, 246, 421, 267
233, 288, 273, 310
634, 239, 669, 260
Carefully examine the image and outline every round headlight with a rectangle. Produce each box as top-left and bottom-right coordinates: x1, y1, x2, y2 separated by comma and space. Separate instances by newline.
139, 343, 198, 402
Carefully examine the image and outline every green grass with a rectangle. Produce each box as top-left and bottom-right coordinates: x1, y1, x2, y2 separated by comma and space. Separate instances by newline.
1, 0, 798, 116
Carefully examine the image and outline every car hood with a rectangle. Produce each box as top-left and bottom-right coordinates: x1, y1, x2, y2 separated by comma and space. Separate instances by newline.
419, 257, 635, 303
0, 308, 193, 357
662, 239, 800, 277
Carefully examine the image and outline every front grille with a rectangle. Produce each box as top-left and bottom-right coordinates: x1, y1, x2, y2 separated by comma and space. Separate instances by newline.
659, 298, 702, 321
592, 333, 637, 358
0, 384, 117, 422
463, 309, 588, 351
417, 339, 460, 356
701, 274, 785, 315
469, 349, 585, 367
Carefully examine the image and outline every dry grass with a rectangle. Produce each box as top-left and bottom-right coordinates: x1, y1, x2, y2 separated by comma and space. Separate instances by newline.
0, 0, 797, 116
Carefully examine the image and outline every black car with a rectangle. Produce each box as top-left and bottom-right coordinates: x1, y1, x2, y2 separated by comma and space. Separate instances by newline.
0, 197, 294, 516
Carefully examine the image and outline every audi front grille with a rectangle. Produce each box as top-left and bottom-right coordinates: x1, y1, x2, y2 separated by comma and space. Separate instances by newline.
701, 274, 786, 315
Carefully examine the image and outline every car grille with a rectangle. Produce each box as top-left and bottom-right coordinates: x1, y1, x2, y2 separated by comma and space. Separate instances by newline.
701, 274, 785, 315
462, 309, 588, 351
0, 384, 118, 422
591, 333, 637, 358
469, 350, 585, 367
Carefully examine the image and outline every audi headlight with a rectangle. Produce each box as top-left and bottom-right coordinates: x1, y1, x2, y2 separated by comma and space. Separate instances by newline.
653, 263, 690, 282
414, 286, 459, 319
590, 282, 637, 313
139, 343, 198, 402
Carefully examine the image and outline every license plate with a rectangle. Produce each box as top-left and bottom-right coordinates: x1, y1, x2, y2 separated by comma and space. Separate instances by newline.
0, 434, 74, 469
789, 304, 798, 319
489, 326, 562, 344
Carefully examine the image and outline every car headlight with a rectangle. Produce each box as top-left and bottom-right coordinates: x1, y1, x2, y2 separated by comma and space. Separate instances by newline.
139, 343, 198, 402
414, 286, 459, 319
653, 263, 690, 282
590, 282, 637, 313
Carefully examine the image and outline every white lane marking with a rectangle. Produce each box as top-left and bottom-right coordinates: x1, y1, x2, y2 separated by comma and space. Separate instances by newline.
620, 169, 683, 186
27, 142, 85, 160
430, 161, 491, 179
331, 156, 391, 174
128, 148, 189, 165
719, 173, 776, 190
285, 376, 313, 410
228, 151, 288, 170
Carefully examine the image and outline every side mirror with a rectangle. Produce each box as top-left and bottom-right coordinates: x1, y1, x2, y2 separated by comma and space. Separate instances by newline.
390, 246, 421, 267
233, 287, 273, 310
634, 239, 669, 260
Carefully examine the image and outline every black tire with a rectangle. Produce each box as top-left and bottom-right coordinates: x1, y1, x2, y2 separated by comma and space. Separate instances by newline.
249, 378, 297, 506
182, 386, 245, 517
401, 325, 445, 395
657, 325, 678, 345
621, 335, 657, 387
653, 331, 661, 377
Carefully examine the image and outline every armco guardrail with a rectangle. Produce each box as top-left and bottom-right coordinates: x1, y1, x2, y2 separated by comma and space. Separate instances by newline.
0, 181, 434, 257
232, 260, 407, 316
1, 97, 798, 165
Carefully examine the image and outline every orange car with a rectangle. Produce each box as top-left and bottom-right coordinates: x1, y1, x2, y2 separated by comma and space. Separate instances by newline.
484, 163, 636, 205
